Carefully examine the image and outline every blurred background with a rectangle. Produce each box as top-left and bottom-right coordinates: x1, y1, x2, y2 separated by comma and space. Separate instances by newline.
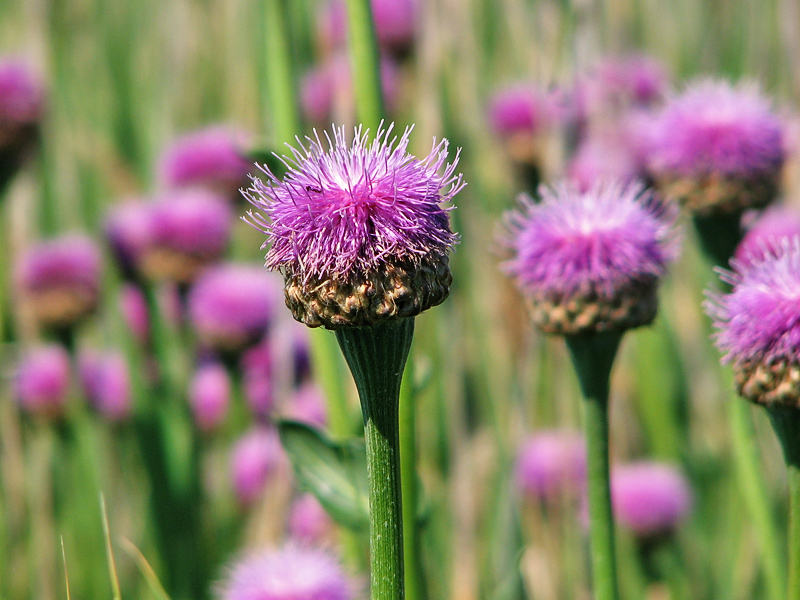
1, 0, 800, 599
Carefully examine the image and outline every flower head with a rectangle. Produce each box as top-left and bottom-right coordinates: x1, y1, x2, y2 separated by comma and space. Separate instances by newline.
502, 180, 679, 335
15, 345, 71, 419
579, 55, 668, 114
104, 200, 154, 281
189, 361, 231, 432
241, 339, 275, 419
230, 427, 286, 506
734, 205, 800, 267
158, 126, 252, 200
245, 123, 463, 328
515, 430, 586, 502
288, 494, 334, 544
0, 58, 44, 186
15, 235, 102, 330
706, 238, 800, 405
78, 350, 132, 422
643, 79, 785, 214
216, 544, 354, 600
611, 462, 692, 539
187, 264, 282, 354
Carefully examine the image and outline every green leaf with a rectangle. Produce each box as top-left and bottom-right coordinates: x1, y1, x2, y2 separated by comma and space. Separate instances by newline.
278, 420, 370, 531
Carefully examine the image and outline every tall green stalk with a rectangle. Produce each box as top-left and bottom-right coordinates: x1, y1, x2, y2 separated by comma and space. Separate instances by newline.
345, 0, 386, 130
263, 0, 299, 143
766, 406, 800, 600
566, 331, 622, 600
336, 319, 414, 600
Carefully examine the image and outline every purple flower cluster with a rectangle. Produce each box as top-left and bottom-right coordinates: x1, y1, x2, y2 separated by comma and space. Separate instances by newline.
503, 181, 678, 329
644, 80, 784, 179
78, 350, 132, 422
515, 430, 586, 501
245, 124, 462, 285
217, 544, 354, 600
0, 58, 44, 126
15, 345, 71, 419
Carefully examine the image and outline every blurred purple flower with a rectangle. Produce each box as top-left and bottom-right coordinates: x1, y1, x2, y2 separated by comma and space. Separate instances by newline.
515, 430, 586, 502
488, 84, 564, 139
189, 361, 230, 432
301, 54, 400, 126
78, 350, 132, 422
643, 80, 785, 213
119, 284, 150, 344
15, 345, 71, 419
502, 180, 679, 334
187, 264, 282, 354
578, 55, 668, 115
282, 382, 327, 428
318, 0, 417, 58
216, 544, 354, 600
15, 235, 102, 331
230, 427, 285, 506
158, 126, 252, 201
611, 462, 692, 539
0, 58, 44, 186
104, 200, 154, 281
244, 123, 463, 328
566, 128, 641, 191
706, 238, 800, 404
288, 493, 334, 544
138, 190, 232, 284
241, 339, 274, 419
734, 205, 800, 267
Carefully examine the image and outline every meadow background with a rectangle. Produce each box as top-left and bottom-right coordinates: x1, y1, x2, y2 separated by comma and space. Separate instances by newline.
1, 0, 800, 599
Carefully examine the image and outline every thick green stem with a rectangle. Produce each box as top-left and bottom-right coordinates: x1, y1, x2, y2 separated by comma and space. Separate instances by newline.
336, 318, 414, 600
566, 331, 622, 600
729, 398, 785, 600
766, 406, 800, 600
264, 0, 299, 144
345, 0, 386, 130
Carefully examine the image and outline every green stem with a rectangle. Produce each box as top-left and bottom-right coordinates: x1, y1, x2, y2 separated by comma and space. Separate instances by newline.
766, 406, 800, 600
400, 357, 427, 600
566, 331, 622, 600
336, 318, 414, 600
729, 398, 785, 600
264, 0, 299, 144
345, 0, 386, 130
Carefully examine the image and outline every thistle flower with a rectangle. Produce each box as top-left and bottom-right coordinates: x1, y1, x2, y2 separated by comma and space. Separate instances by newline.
0, 58, 44, 189
187, 264, 282, 354
502, 180, 679, 335
230, 427, 285, 506
611, 462, 692, 539
189, 361, 230, 432
15, 345, 71, 418
734, 205, 800, 267
119, 284, 150, 344
216, 544, 354, 600
78, 350, 132, 422
158, 127, 252, 201
706, 238, 800, 406
15, 235, 102, 331
244, 123, 463, 329
579, 55, 668, 116
241, 340, 274, 419
515, 430, 586, 502
137, 190, 232, 284
643, 80, 785, 215
104, 200, 153, 281
288, 494, 334, 544
566, 129, 641, 192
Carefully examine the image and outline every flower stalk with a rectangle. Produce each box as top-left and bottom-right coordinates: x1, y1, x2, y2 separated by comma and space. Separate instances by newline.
566, 331, 622, 600
335, 318, 414, 600
345, 0, 386, 129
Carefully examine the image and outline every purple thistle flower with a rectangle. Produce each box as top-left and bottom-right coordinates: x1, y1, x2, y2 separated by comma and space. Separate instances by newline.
610, 462, 692, 539
158, 126, 253, 201
104, 200, 154, 281
78, 350, 132, 422
187, 264, 282, 354
119, 284, 150, 344
515, 430, 586, 502
241, 339, 275, 419
189, 361, 230, 432
502, 180, 679, 335
230, 427, 286, 506
0, 58, 44, 186
15, 235, 102, 330
244, 123, 463, 328
734, 205, 800, 267
706, 238, 800, 405
643, 79, 785, 214
216, 544, 354, 600
15, 345, 71, 419
300, 54, 400, 127
579, 55, 668, 115
488, 84, 560, 139
566, 128, 641, 192
138, 190, 232, 284
288, 493, 334, 544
